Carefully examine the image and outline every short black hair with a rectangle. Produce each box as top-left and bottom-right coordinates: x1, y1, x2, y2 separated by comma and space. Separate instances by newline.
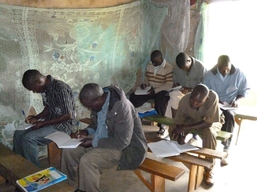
22, 69, 42, 88
150, 50, 162, 60
217, 55, 230, 67
191, 84, 209, 98
176, 52, 189, 69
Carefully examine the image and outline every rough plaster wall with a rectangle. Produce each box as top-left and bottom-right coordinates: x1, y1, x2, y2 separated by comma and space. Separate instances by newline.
0, 0, 136, 8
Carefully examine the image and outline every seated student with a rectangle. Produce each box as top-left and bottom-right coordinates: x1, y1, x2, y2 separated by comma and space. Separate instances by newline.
166, 52, 207, 118
13, 69, 75, 167
61, 83, 148, 192
166, 52, 207, 143
129, 50, 173, 137
169, 84, 224, 186
203, 55, 250, 165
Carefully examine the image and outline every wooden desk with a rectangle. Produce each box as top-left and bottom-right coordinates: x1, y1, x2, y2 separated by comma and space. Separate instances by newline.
235, 112, 257, 145
145, 131, 226, 192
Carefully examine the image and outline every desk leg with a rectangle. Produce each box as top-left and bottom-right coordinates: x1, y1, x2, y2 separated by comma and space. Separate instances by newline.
188, 165, 197, 192
235, 117, 242, 145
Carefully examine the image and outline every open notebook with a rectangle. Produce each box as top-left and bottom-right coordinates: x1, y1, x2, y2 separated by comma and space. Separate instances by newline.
147, 140, 199, 158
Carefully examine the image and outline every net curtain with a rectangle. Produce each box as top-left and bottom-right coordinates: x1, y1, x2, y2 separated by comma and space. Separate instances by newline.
0, 0, 190, 119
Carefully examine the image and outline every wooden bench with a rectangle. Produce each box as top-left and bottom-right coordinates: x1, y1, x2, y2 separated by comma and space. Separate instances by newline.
143, 114, 232, 142
145, 131, 226, 192
135, 157, 185, 192
0, 143, 73, 192
48, 141, 62, 167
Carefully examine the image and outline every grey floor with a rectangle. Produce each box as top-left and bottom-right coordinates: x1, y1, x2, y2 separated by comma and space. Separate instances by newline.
1, 120, 256, 192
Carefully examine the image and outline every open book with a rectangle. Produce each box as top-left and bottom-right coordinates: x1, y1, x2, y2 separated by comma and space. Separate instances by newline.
45, 131, 82, 148
168, 85, 182, 93
147, 140, 199, 158
16, 167, 67, 192
135, 86, 151, 95
219, 102, 237, 110
16, 123, 34, 130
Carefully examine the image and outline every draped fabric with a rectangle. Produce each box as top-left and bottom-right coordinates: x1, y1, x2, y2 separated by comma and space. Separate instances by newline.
0, 1, 168, 119
0, 0, 191, 122
151, 0, 190, 64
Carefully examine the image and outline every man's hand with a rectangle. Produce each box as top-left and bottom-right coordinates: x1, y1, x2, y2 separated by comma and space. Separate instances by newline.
181, 87, 192, 94
148, 87, 155, 96
75, 129, 89, 139
31, 120, 45, 130
170, 126, 184, 140
26, 115, 39, 124
230, 99, 238, 107
140, 83, 148, 90
79, 137, 93, 148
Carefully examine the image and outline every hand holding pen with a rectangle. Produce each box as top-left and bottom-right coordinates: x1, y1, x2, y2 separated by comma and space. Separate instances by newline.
230, 97, 238, 107
22, 110, 27, 123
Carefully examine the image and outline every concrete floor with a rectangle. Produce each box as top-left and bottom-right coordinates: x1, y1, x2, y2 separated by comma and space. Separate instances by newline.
1, 120, 256, 192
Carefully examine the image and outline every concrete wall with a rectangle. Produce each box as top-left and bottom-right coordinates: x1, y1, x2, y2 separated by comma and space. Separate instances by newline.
0, 0, 136, 8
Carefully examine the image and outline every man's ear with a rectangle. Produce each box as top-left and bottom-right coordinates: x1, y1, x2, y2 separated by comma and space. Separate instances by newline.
35, 78, 43, 85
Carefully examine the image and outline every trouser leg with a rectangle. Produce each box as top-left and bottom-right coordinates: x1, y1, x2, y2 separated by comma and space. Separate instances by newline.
155, 91, 169, 116
200, 122, 222, 168
61, 147, 86, 189
155, 91, 170, 129
79, 148, 122, 192
13, 126, 59, 166
221, 109, 235, 149
13, 130, 27, 156
129, 93, 152, 108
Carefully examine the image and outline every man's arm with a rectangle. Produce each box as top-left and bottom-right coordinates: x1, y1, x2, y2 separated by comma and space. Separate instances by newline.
34, 87, 75, 129
32, 113, 72, 129
27, 106, 49, 124
171, 121, 212, 140
97, 101, 134, 150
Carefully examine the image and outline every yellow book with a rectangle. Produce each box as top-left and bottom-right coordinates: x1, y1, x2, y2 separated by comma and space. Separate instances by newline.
16, 167, 67, 192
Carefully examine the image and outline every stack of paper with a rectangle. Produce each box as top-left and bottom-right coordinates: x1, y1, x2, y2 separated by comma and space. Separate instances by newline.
147, 140, 199, 158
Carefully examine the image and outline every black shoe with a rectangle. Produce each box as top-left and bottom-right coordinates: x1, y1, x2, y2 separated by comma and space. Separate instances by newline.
14, 187, 23, 192
74, 189, 86, 192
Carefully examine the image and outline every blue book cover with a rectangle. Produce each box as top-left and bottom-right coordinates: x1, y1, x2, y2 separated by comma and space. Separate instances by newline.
16, 167, 67, 192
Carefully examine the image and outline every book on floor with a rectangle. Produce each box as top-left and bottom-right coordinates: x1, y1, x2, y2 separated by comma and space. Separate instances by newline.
45, 131, 82, 148
147, 140, 199, 158
16, 167, 67, 192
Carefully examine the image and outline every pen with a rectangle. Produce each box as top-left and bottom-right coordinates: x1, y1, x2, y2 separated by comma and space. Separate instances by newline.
22, 110, 26, 120
76, 121, 80, 135
231, 97, 236, 107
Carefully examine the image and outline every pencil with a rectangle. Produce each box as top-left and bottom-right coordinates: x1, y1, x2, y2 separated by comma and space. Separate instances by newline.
76, 121, 80, 135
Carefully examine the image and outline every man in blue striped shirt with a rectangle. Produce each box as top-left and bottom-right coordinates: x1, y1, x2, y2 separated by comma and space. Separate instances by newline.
13, 69, 75, 166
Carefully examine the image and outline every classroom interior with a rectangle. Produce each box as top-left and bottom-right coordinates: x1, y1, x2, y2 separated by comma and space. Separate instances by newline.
0, 0, 257, 191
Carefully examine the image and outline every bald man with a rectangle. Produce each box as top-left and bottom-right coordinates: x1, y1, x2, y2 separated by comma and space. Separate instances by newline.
170, 84, 223, 186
